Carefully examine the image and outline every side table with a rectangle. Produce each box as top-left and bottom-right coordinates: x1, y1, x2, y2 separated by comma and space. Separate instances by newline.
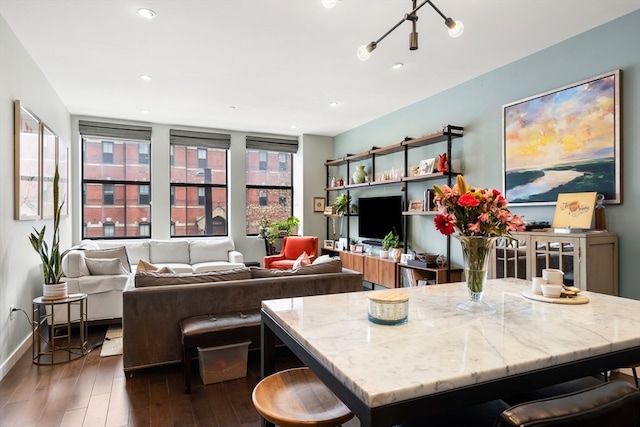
32, 293, 88, 365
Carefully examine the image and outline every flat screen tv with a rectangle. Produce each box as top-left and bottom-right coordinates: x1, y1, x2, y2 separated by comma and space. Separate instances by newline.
357, 195, 403, 245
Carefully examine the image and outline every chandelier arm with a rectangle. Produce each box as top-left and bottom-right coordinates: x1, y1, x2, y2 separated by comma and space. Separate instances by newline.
372, 0, 430, 45
425, 0, 449, 22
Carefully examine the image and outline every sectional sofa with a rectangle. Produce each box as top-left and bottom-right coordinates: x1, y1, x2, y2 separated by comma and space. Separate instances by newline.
122, 259, 363, 372
60, 237, 244, 322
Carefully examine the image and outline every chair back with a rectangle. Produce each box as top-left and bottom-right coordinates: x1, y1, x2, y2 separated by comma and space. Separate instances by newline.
496, 380, 640, 427
281, 236, 318, 260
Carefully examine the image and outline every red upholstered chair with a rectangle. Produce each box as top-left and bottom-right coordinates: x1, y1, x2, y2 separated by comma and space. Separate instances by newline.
263, 236, 318, 270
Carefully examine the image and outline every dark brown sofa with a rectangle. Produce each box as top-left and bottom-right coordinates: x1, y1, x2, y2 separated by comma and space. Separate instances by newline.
122, 260, 363, 372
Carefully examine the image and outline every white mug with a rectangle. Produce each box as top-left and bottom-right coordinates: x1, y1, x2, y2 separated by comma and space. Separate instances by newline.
542, 269, 564, 284
531, 277, 547, 295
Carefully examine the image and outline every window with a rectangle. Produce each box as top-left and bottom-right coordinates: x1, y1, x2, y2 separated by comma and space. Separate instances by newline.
139, 222, 151, 237
138, 143, 149, 164
103, 183, 115, 205
170, 186, 175, 205
170, 145, 175, 166
245, 136, 297, 235
139, 184, 150, 205
170, 129, 230, 237
102, 141, 114, 163
80, 120, 152, 239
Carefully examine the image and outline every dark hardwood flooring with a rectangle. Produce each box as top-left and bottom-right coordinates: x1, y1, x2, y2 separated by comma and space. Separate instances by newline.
0, 325, 636, 427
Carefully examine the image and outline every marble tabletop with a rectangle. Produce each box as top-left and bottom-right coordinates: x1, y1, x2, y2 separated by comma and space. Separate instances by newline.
262, 278, 640, 408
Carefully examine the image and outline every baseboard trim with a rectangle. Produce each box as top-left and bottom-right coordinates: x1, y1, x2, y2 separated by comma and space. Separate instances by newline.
0, 332, 32, 381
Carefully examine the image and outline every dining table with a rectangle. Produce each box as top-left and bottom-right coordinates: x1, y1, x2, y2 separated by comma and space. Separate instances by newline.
260, 278, 640, 427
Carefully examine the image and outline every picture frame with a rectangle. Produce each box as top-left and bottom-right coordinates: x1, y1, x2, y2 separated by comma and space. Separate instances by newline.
41, 123, 57, 219
503, 70, 621, 205
14, 100, 41, 220
57, 137, 69, 218
323, 205, 335, 216
408, 200, 424, 212
400, 253, 414, 264
323, 240, 335, 250
313, 196, 325, 212
419, 158, 435, 175
551, 192, 597, 229
334, 240, 345, 251
354, 243, 364, 253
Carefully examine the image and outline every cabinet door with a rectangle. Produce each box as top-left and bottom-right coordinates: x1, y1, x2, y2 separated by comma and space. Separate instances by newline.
529, 236, 580, 287
492, 235, 528, 279
340, 252, 364, 273
378, 258, 397, 288
363, 256, 380, 284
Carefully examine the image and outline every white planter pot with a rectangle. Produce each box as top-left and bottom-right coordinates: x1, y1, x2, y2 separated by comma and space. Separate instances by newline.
43, 282, 68, 300
379, 249, 389, 259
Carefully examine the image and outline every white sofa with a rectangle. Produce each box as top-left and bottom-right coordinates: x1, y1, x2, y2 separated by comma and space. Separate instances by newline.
60, 238, 244, 322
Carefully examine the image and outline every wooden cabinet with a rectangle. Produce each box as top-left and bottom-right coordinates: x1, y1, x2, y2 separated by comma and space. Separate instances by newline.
397, 264, 463, 287
337, 252, 396, 288
490, 230, 618, 295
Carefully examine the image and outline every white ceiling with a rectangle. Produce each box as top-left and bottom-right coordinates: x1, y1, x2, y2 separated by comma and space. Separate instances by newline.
1, 1, 638, 137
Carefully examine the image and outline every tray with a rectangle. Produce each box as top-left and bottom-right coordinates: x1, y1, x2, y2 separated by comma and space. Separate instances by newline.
522, 290, 589, 305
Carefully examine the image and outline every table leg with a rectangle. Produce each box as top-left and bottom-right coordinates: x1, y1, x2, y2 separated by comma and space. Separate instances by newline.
260, 313, 276, 427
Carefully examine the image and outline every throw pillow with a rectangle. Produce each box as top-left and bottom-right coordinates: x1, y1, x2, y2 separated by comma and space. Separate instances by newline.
292, 251, 311, 270
84, 246, 131, 273
136, 259, 175, 274
85, 257, 129, 275
61, 250, 90, 278
312, 254, 332, 264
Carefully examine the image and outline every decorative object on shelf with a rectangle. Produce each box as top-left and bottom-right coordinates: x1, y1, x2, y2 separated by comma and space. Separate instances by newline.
356, 0, 464, 61
424, 189, 436, 211
367, 290, 409, 325
503, 70, 621, 205
323, 240, 335, 250
330, 176, 336, 188
408, 200, 424, 212
411, 166, 420, 176
551, 192, 597, 232
433, 175, 525, 313
437, 153, 448, 172
419, 158, 435, 175
595, 193, 607, 231
313, 197, 325, 212
334, 194, 352, 216
353, 165, 367, 184
29, 166, 67, 300
354, 243, 364, 253
400, 253, 414, 264
349, 238, 359, 252
382, 230, 403, 262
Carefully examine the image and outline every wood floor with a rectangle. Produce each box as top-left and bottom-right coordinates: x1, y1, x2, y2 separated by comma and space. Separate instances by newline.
0, 325, 636, 427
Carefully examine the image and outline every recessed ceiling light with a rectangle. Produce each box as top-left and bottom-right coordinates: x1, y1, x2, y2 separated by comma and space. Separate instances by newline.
290, 125, 298, 129
140, 75, 152, 81
392, 62, 404, 69
329, 102, 339, 107
137, 8, 156, 20
229, 106, 237, 110
140, 109, 150, 114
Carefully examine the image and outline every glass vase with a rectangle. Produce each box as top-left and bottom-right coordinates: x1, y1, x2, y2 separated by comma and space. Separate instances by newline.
455, 235, 498, 314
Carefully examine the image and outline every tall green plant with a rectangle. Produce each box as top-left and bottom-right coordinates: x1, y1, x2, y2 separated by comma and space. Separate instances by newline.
29, 167, 64, 284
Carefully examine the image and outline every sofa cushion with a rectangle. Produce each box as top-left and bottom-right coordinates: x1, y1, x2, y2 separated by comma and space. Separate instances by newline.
122, 241, 150, 266
135, 267, 252, 287
150, 240, 190, 264
189, 238, 234, 264
84, 246, 131, 273
136, 259, 176, 274
61, 250, 90, 278
85, 257, 129, 275
251, 259, 343, 278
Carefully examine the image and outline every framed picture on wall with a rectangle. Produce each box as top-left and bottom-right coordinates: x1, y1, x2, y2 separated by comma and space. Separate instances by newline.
41, 123, 57, 219
313, 197, 325, 212
14, 100, 41, 220
502, 70, 621, 205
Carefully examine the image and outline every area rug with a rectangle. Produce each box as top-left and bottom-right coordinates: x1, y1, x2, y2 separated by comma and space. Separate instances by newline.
100, 325, 123, 357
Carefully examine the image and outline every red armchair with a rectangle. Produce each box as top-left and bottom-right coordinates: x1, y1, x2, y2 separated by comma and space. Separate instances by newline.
263, 236, 318, 270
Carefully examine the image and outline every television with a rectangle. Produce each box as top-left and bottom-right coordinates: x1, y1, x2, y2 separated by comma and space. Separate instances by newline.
357, 195, 403, 245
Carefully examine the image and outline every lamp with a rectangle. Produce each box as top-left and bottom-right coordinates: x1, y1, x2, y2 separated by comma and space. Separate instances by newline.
357, 0, 463, 61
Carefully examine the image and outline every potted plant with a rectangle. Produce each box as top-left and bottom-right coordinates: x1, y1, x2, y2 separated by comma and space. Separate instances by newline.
333, 194, 351, 216
349, 238, 359, 252
381, 230, 402, 261
29, 166, 67, 300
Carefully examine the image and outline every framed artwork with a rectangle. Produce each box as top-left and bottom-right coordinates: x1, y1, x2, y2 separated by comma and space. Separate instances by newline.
419, 158, 435, 175
334, 240, 345, 251
354, 244, 364, 253
57, 137, 69, 218
408, 200, 424, 211
14, 100, 41, 220
313, 197, 325, 212
551, 192, 597, 229
323, 240, 335, 250
503, 70, 621, 205
41, 123, 57, 219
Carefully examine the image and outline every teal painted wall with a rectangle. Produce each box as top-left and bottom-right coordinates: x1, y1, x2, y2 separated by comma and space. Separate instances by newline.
335, 11, 640, 299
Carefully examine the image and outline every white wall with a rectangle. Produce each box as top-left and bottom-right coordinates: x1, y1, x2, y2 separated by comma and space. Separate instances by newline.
0, 15, 71, 378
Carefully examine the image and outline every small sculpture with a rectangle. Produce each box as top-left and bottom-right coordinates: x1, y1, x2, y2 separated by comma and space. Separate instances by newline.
437, 153, 448, 172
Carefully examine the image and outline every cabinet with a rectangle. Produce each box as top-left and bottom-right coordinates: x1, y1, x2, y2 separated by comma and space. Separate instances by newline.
490, 230, 618, 295
324, 125, 464, 285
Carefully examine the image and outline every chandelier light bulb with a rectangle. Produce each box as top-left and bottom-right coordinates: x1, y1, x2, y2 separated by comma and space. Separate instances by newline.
357, 45, 371, 61
448, 20, 464, 38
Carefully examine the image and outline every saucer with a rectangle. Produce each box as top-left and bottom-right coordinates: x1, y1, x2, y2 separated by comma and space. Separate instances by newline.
522, 290, 589, 305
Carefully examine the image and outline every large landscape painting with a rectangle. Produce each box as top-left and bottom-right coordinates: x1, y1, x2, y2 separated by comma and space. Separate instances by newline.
502, 70, 620, 205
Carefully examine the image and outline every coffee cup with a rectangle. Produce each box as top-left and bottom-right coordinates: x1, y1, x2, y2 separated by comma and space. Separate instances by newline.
531, 277, 547, 295
542, 269, 564, 284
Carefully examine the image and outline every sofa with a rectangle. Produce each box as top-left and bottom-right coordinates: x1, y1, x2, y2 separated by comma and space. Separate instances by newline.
60, 237, 244, 322
122, 258, 363, 372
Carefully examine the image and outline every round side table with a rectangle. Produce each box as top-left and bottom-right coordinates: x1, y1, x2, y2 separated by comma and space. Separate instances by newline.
32, 293, 88, 365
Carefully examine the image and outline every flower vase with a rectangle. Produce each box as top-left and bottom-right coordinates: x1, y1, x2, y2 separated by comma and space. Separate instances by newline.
456, 236, 497, 314
353, 165, 367, 184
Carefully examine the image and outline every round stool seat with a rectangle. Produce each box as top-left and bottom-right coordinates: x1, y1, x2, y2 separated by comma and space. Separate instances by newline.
252, 367, 353, 427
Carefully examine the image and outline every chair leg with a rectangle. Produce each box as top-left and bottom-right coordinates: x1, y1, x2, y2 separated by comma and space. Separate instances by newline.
632, 367, 639, 389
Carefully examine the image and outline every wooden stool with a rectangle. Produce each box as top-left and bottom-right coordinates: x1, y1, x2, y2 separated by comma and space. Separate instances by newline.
252, 367, 353, 427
